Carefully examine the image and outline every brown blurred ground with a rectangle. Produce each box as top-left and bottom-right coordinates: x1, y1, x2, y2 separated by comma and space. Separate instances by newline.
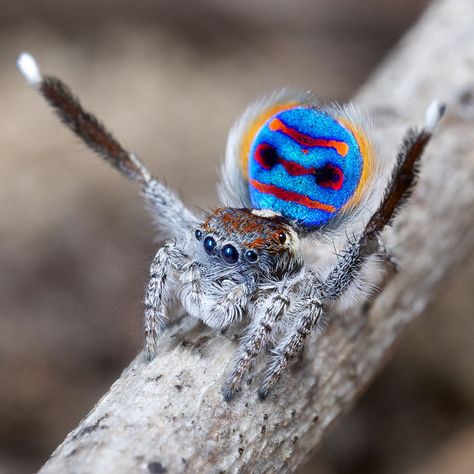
0, 1, 473, 473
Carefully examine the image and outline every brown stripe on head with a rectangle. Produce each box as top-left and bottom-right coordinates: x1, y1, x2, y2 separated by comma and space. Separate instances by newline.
199, 208, 296, 255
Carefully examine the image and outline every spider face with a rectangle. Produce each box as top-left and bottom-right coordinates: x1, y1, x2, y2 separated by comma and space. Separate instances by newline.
196, 207, 303, 279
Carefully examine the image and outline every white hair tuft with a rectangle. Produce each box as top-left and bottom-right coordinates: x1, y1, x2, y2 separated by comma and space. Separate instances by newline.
425, 100, 446, 133
16, 52, 42, 87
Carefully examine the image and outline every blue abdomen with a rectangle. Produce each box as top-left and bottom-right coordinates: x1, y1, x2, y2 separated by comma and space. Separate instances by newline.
248, 106, 363, 228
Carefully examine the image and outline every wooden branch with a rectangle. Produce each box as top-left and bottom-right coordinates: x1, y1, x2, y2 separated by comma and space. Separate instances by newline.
39, 0, 474, 472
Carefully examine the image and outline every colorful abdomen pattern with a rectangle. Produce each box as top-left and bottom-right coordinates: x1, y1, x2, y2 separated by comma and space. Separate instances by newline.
246, 106, 367, 228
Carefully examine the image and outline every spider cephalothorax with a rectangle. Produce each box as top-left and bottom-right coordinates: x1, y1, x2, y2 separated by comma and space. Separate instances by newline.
196, 208, 303, 279
17, 53, 444, 400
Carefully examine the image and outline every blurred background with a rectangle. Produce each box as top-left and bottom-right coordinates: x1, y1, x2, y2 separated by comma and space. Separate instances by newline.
1, 1, 473, 473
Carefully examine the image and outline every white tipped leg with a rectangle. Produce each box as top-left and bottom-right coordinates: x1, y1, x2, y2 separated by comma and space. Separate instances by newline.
16, 52, 42, 87
425, 100, 446, 133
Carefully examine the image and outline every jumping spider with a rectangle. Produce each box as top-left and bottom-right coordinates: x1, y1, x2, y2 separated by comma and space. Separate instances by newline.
17, 53, 444, 401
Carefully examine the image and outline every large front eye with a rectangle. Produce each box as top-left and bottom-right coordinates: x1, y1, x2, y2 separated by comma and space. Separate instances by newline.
278, 232, 287, 244
204, 236, 217, 255
221, 244, 239, 264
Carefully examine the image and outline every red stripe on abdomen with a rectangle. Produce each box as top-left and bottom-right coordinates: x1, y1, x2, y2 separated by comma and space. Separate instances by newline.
269, 118, 349, 157
249, 179, 336, 213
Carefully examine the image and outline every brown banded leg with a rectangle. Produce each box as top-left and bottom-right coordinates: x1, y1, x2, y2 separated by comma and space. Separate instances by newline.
258, 299, 322, 400
222, 291, 290, 401
17, 54, 197, 240
144, 242, 188, 360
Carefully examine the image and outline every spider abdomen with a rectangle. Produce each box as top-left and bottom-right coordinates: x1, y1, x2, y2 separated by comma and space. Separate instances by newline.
248, 107, 365, 228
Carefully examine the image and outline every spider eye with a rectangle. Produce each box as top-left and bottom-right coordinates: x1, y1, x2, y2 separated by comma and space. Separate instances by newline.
195, 229, 203, 241
203, 236, 217, 255
244, 249, 258, 263
278, 232, 287, 244
221, 244, 239, 264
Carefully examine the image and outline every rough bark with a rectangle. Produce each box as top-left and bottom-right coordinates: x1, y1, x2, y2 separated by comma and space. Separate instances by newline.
39, 0, 474, 472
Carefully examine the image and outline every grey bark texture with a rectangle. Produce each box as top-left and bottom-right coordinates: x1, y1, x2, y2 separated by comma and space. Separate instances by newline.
39, 0, 474, 472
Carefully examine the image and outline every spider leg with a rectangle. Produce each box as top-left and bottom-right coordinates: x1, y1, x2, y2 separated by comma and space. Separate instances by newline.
258, 295, 323, 400
17, 53, 197, 239
144, 241, 188, 360
222, 288, 290, 401
320, 101, 445, 302
365, 100, 445, 238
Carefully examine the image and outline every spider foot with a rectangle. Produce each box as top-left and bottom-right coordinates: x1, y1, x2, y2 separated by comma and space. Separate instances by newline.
258, 371, 282, 401
145, 349, 157, 362
257, 387, 270, 401
221, 384, 240, 402
222, 364, 251, 402
144, 337, 158, 362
